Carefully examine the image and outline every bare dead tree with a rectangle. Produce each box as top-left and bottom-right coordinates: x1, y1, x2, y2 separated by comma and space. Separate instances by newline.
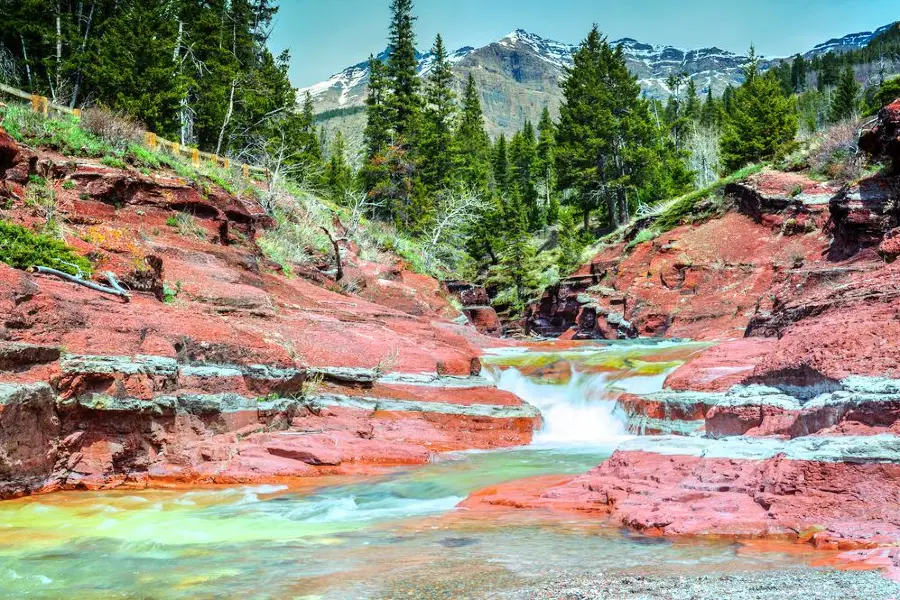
686, 123, 721, 188
319, 226, 343, 281
422, 185, 485, 271
344, 190, 386, 239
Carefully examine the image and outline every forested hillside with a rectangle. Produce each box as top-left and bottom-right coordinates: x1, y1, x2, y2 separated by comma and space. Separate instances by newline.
0, 0, 317, 164
1, 0, 898, 323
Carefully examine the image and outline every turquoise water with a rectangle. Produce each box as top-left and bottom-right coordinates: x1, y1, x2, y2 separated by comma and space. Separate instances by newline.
0, 342, 833, 599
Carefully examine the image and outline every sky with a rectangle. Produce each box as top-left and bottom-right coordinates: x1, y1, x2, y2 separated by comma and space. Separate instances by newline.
269, 0, 899, 88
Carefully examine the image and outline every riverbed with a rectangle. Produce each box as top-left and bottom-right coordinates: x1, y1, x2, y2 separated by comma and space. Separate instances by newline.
1, 341, 895, 599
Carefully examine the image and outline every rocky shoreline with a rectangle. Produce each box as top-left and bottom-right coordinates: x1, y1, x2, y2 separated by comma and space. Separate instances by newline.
464, 100, 900, 582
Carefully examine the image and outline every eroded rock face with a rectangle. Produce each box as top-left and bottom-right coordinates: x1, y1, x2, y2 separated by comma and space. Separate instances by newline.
859, 99, 900, 173
0, 129, 541, 498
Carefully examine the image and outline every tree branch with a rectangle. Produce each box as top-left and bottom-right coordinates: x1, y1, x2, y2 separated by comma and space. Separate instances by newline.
31, 267, 131, 302
319, 227, 343, 282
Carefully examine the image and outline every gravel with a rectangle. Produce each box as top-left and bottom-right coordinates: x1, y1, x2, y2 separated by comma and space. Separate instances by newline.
501, 569, 900, 600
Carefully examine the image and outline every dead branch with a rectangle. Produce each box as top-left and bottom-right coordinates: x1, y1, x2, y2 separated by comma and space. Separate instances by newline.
31, 266, 131, 302
319, 226, 343, 282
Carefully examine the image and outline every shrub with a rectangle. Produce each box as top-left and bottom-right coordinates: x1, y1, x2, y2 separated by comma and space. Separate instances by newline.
80, 107, 146, 151
101, 156, 127, 169
627, 227, 660, 250
0, 220, 92, 276
809, 119, 863, 183
24, 180, 59, 235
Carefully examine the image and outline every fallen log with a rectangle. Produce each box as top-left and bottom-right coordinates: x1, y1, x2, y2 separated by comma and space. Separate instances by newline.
30, 266, 131, 302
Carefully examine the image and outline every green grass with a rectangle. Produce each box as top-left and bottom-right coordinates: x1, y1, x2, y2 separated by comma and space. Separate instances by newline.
651, 164, 764, 233
0, 105, 113, 157
0, 220, 92, 276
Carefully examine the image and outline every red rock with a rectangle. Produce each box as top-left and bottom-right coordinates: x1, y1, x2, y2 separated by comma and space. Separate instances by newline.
0, 127, 19, 172
879, 228, 900, 262
463, 448, 900, 545
664, 339, 775, 392
463, 306, 503, 336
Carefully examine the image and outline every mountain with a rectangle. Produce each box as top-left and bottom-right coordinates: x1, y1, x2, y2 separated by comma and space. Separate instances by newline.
304, 23, 897, 151
804, 22, 897, 58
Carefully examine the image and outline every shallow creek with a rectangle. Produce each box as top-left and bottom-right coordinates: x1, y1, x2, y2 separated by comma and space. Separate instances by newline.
0, 341, 861, 598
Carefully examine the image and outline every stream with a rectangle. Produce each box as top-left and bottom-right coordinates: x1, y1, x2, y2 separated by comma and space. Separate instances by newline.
0, 341, 868, 599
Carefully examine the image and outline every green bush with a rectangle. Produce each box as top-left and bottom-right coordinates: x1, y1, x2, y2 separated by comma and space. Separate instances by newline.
101, 156, 127, 169
0, 220, 92, 276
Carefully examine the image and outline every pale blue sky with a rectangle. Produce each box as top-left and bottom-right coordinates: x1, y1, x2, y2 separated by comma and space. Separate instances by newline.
270, 0, 898, 87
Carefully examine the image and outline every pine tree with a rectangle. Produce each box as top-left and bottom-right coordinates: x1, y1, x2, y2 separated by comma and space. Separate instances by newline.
817, 52, 841, 91
791, 55, 808, 92
685, 78, 701, 122
536, 106, 558, 224
556, 210, 583, 274
89, 0, 185, 137
556, 26, 686, 230
454, 74, 492, 192
721, 48, 799, 171
488, 197, 539, 310
700, 87, 720, 128
325, 130, 353, 198
364, 56, 391, 159
829, 66, 861, 123
385, 0, 421, 147
419, 34, 457, 193
510, 120, 540, 228
492, 134, 511, 196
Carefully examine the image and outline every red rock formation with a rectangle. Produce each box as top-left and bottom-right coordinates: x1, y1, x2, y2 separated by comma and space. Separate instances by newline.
479, 106, 900, 581
0, 129, 540, 498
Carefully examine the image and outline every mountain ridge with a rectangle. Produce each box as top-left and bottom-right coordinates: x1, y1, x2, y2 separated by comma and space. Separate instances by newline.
305, 21, 897, 145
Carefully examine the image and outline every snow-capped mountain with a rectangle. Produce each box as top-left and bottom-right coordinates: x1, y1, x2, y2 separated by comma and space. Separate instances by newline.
805, 23, 897, 58
301, 28, 753, 117
304, 22, 897, 141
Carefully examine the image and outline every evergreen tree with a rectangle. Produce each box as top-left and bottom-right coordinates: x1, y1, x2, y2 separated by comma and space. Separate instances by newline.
385, 0, 421, 147
556, 26, 687, 230
664, 72, 690, 149
454, 74, 491, 192
364, 56, 391, 159
510, 120, 540, 228
829, 66, 861, 123
791, 55, 808, 92
556, 210, 583, 274
536, 106, 558, 224
487, 197, 539, 310
700, 87, 720, 127
817, 52, 841, 91
419, 34, 457, 193
684, 78, 701, 121
492, 134, 511, 196
721, 48, 799, 171
88, 0, 185, 136
325, 130, 353, 198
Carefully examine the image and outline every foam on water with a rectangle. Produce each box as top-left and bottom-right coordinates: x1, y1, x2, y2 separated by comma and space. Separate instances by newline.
493, 367, 631, 447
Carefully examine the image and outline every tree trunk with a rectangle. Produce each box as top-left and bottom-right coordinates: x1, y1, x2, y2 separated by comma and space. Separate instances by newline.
583, 208, 590, 231
320, 227, 344, 282
55, 0, 62, 102
21, 36, 32, 89
215, 78, 237, 156
70, 0, 96, 108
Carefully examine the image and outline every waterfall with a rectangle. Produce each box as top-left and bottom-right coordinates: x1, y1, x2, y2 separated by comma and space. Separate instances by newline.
491, 367, 633, 447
